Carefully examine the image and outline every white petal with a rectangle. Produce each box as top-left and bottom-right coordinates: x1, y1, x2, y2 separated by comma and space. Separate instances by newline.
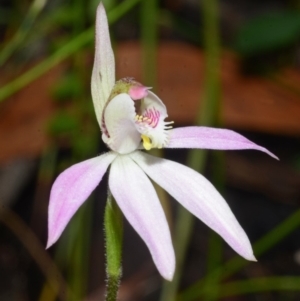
136, 91, 172, 150
142, 91, 167, 117
103, 93, 141, 154
91, 3, 115, 128
109, 154, 175, 280
167, 126, 278, 159
47, 152, 116, 248
131, 151, 256, 261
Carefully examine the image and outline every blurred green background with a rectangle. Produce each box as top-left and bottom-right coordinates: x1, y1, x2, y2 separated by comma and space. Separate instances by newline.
1, 0, 300, 300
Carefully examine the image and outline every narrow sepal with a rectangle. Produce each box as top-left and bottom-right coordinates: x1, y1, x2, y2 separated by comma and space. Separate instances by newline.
167, 126, 278, 159
131, 151, 256, 261
109, 155, 175, 280
91, 3, 115, 128
47, 152, 116, 248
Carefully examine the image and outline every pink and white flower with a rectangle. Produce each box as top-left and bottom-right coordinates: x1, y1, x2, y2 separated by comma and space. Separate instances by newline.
47, 3, 277, 281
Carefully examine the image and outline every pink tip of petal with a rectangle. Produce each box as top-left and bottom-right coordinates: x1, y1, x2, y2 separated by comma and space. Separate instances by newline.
129, 85, 151, 100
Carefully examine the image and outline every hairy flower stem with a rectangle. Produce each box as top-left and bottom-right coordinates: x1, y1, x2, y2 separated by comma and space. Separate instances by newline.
104, 193, 123, 301
106, 276, 120, 301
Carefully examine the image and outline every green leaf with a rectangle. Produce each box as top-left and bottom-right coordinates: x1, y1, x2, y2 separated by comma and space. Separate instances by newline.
234, 10, 300, 56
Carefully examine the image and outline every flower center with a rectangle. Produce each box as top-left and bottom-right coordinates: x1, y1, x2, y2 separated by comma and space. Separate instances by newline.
135, 108, 160, 128
135, 107, 173, 150
101, 77, 173, 153
135, 108, 161, 150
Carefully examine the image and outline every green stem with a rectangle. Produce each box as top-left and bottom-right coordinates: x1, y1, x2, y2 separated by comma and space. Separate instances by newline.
160, 152, 207, 301
0, 0, 142, 102
140, 0, 177, 287
201, 0, 221, 126
161, 0, 221, 299
0, 0, 48, 66
69, 201, 92, 301
193, 276, 300, 298
104, 193, 123, 301
0, 207, 72, 300
140, 0, 158, 89
66, 1, 90, 299
218, 276, 300, 298
204, 151, 225, 301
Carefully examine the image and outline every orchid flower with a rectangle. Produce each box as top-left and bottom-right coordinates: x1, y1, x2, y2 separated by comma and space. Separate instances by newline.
47, 3, 277, 281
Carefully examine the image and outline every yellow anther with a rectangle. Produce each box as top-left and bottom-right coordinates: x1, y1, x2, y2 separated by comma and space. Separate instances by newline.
141, 135, 152, 150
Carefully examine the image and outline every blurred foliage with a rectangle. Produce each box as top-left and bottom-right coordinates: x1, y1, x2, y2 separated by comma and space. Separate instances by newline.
47, 111, 79, 137
1, 0, 300, 300
235, 10, 300, 57
234, 9, 300, 73
51, 72, 84, 102
293, 154, 300, 171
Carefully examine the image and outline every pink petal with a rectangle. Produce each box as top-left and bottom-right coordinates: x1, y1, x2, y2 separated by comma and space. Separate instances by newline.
103, 93, 141, 154
128, 84, 150, 100
131, 151, 256, 261
167, 126, 278, 159
109, 155, 175, 280
47, 152, 116, 248
91, 3, 115, 128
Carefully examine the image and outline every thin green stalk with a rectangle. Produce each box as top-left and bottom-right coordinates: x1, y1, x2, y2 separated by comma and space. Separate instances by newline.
29, 147, 58, 250
204, 151, 225, 301
0, 0, 142, 102
29, 147, 58, 301
101, 0, 117, 11
65, 1, 89, 297
194, 276, 300, 298
218, 276, 300, 298
105, 193, 123, 301
204, 232, 222, 301
160, 152, 207, 301
140, 0, 175, 275
178, 208, 300, 301
201, 0, 221, 125
53, 196, 93, 300
67, 201, 93, 300
161, 0, 221, 299
140, 0, 176, 262
0, 207, 73, 301
0, 0, 48, 66
0, 27, 92, 102
140, 0, 158, 89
